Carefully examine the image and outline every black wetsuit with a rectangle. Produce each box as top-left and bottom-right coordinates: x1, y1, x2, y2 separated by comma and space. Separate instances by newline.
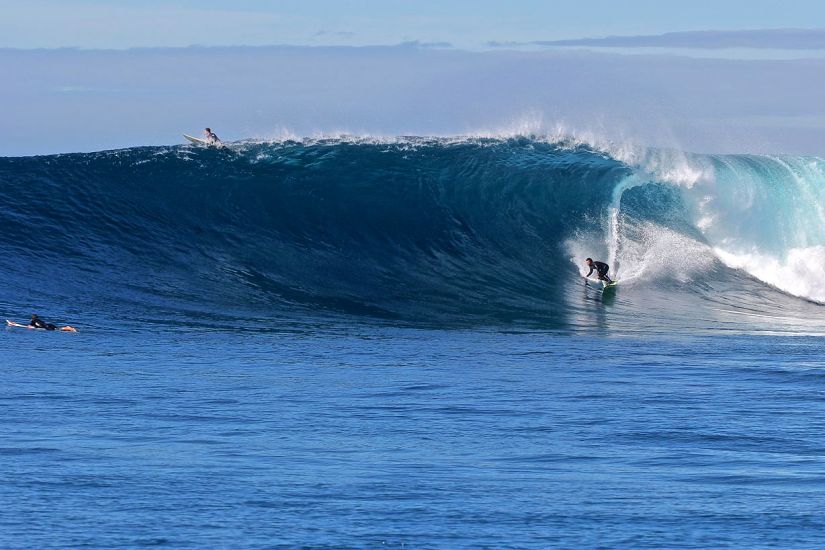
30, 317, 57, 330
206, 132, 221, 144
587, 261, 612, 283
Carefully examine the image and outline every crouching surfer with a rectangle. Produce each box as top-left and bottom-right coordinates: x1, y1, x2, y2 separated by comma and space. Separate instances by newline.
5, 314, 78, 332
584, 258, 613, 284
203, 127, 222, 145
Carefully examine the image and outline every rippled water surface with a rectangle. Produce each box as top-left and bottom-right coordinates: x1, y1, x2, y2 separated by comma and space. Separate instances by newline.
4, 327, 825, 548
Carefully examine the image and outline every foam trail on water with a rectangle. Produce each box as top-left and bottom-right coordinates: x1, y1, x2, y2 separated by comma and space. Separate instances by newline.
606, 174, 644, 275
578, 140, 713, 280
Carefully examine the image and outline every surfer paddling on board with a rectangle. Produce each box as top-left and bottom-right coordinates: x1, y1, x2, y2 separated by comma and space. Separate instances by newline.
16, 314, 78, 332
585, 258, 613, 284
203, 128, 221, 145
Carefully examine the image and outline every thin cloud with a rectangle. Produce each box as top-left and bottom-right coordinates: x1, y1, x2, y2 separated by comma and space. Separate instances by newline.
398, 40, 453, 49
535, 28, 825, 50
315, 30, 356, 38
484, 40, 527, 48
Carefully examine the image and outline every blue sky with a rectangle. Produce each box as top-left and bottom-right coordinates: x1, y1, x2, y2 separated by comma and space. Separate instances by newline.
4, 0, 825, 49
5, 1, 825, 156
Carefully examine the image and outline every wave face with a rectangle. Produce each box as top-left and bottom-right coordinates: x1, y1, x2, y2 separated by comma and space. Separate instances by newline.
0, 138, 823, 332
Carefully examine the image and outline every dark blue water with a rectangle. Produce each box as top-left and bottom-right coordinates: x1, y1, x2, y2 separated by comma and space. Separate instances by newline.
3, 139, 825, 547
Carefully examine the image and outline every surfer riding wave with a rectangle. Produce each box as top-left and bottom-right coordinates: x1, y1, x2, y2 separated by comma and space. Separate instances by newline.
585, 258, 613, 284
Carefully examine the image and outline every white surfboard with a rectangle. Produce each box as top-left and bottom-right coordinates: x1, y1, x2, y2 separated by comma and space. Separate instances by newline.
584, 277, 617, 291
183, 134, 209, 145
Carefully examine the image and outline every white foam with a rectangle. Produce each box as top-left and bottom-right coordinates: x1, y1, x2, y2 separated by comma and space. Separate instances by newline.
715, 246, 825, 303
568, 222, 716, 285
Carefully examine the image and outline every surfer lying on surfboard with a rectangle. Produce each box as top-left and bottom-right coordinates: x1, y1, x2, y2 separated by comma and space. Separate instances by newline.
585, 258, 613, 284
6, 314, 77, 332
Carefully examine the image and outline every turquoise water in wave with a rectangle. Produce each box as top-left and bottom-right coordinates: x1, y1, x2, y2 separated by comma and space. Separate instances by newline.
3, 328, 825, 548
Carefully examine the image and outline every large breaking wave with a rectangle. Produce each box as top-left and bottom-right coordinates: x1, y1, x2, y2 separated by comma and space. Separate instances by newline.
1, 137, 823, 333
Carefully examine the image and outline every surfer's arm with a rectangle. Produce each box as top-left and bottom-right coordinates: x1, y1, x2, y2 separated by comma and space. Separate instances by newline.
585, 266, 594, 277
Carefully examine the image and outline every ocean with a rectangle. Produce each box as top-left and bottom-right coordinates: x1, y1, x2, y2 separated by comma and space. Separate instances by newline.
2, 137, 825, 548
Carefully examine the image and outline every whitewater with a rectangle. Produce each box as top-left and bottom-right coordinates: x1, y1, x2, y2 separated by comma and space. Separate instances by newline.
3, 136, 825, 548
